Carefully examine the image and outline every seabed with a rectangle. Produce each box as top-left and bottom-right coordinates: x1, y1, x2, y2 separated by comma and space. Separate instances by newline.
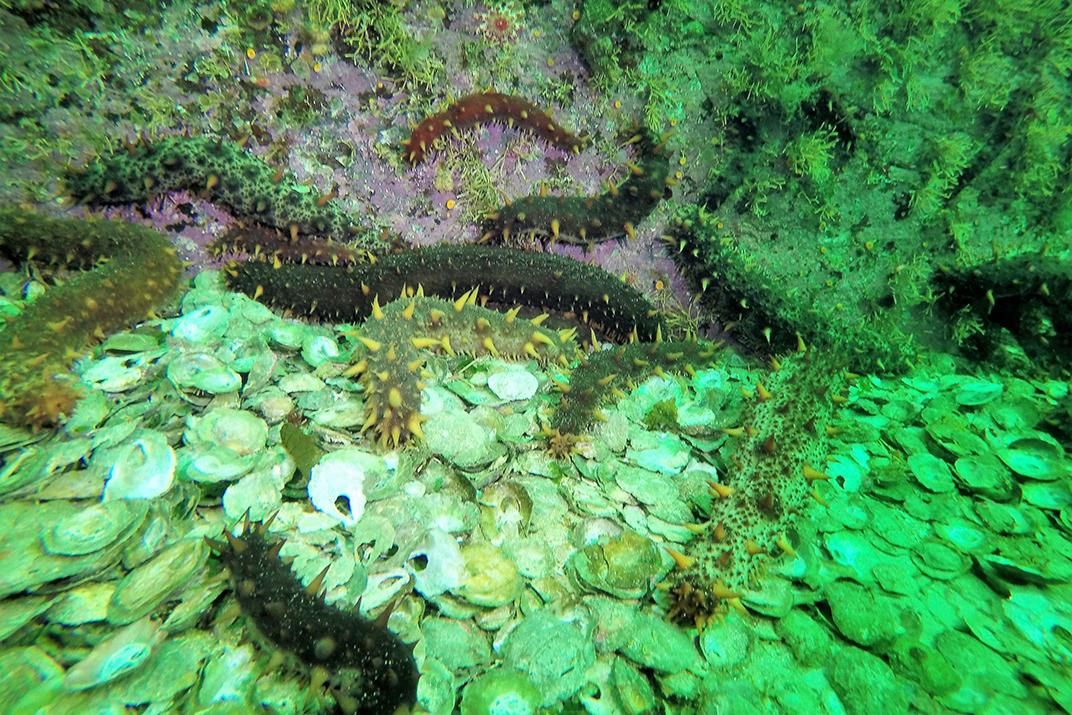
0, 1, 1070, 714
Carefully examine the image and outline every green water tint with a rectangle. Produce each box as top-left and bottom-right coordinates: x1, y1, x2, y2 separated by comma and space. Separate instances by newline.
0, 0, 1069, 713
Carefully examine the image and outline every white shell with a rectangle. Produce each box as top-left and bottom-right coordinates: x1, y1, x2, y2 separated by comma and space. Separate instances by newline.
487, 368, 539, 401
82, 356, 144, 392
307, 450, 369, 527
170, 304, 230, 343
185, 408, 268, 455
167, 352, 230, 393
301, 334, 343, 368
104, 430, 176, 501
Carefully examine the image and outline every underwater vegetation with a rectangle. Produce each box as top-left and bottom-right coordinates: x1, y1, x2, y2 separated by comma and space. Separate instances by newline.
1, 1, 1071, 713
575, 0, 1070, 373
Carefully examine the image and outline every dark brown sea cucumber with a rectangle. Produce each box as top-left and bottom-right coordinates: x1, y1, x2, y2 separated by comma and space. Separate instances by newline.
210, 223, 366, 266
225, 244, 665, 342
403, 92, 588, 165
481, 131, 673, 245
210, 518, 419, 715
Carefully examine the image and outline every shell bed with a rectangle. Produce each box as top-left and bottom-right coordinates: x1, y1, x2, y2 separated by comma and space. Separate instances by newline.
1, 4, 1069, 714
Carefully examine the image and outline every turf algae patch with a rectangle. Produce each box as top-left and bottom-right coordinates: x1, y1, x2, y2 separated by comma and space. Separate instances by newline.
0, 209, 183, 428
209, 516, 418, 715
227, 244, 664, 342
343, 292, 580, 448
482, 131, 673, 245
665, 347, 847, 627
65, 135, 387, 254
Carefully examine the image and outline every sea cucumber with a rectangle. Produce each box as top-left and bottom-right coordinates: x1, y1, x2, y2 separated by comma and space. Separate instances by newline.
403, 92, 588, 165
226, 244, 665, 342
667, 206, 914, 371
481, 131, 672, 245
210, 223, 366, 266
345, 292, 580, 447
666, 347, 846, 627
65, 136, 387, 254
0, 209, 183, 428
210, 517, 419, 715
551, 339, 724, 436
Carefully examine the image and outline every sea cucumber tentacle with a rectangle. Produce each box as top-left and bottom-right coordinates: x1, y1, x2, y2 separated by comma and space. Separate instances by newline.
0, 209, 183, 428
482, 131, 672, 245
226, 244, 665, 342
403, 92, 588, 165
210, 520, 419, 715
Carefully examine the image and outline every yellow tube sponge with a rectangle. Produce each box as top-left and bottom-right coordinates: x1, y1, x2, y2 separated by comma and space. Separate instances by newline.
0, 209, 183, 428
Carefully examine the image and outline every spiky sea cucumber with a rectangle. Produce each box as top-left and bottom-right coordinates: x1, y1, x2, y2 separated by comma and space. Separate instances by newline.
667, 207, 913, 370
210, 223, 365, 266
666, 347, 846, 626
65, 136, 387, 253
403, 92, 588, 165
209, 518, 418, 715
932, 252, 1072, 369
0, 209, 183, 428
551, 338, 724, 436
345, 292, 580, 447
226, 244, 665, 342
481, 131, 673, 245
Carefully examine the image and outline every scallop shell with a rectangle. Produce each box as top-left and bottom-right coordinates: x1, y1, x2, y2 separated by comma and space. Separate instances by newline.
307, 450, 370, 528
104, 430, 176, 501
907, 452, 955, 493
63, 617, 163, 691
41, 499, 148, 556
170, 304, 230, 343
107, 539, 208, 625
996, 437, 1066, 481
166, 352, 240, 395
953, 454, 1014, 500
